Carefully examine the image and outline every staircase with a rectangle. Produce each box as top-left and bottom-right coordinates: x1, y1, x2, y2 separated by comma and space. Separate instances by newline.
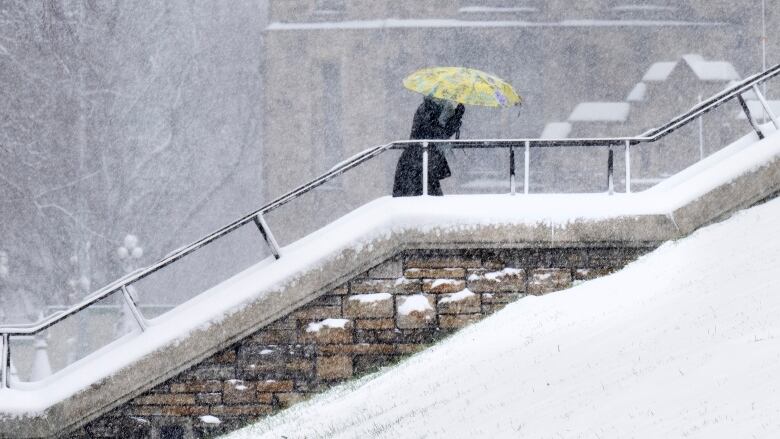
1, 64, 780, 438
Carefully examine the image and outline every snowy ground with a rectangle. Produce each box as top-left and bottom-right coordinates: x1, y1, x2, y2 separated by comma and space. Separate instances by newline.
225, 196, 780, 439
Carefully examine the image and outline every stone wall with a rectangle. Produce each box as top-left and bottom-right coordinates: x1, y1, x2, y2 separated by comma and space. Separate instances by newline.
69, 246, 650, 439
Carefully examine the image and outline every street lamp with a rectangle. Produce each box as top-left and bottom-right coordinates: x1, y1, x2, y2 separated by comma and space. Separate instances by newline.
117, 234, 144, 274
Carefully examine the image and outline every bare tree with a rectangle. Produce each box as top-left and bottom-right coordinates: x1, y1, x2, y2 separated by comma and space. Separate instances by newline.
0, 0, 264, 320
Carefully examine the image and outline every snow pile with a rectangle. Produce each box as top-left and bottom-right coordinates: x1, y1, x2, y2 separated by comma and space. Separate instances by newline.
225, 196, 780, 439
397, 295, 433, 316
469, 267, 523, 282
199, 415, 221, 425
439, 288, 476, 304
347, 293, 392, 304
305, 319, 350, 333
429, 279, 459, 289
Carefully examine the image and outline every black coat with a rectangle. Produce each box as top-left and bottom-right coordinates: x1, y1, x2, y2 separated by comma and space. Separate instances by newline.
392, 99, 463, 197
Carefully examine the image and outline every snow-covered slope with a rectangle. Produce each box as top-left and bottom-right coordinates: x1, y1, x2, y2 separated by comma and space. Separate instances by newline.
226, 196, 780, 439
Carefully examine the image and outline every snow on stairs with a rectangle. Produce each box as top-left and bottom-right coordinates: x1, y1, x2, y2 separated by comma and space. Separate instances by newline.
0, 128, 779, 438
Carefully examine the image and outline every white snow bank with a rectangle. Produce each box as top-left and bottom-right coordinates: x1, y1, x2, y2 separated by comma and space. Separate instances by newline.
397, 295, 433, 316
1, 127, 777, 418
224, 195, 780, 439
305, 319, 350, 333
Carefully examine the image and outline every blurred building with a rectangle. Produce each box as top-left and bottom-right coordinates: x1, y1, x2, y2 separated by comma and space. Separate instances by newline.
545, 53, 765, 191
261, 0, 777, 239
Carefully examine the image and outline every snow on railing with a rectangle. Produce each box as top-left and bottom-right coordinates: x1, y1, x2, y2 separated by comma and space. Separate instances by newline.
1, 62, 780, 390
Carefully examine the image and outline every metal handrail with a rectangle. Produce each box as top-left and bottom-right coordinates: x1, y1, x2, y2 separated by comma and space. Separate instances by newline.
2, 62, 780, 388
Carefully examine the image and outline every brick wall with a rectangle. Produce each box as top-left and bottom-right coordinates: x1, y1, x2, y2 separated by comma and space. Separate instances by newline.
70, 246, 650, 439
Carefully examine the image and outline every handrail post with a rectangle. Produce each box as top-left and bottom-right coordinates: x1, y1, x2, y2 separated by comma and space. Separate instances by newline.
253, 213, 282, 259
121, 285, 148, 331
607, 147, 614, 195
509, 145, 516, 195
752, 84, 780, 130
524, 140, 530, 194
1, 333, 8, 390
738, 94, 765, 140
625, 140, 631, 194
422, 142, 429, 196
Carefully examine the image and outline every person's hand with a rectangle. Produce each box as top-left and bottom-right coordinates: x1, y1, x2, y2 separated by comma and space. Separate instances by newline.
445, 105, 464, 133
454, 103, 465, 117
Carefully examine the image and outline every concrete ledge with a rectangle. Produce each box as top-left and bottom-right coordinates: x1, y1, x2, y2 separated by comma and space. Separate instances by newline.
1, 135, 778, 438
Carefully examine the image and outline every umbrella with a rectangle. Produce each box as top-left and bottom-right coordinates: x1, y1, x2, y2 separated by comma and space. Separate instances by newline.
403, 66, 522, 108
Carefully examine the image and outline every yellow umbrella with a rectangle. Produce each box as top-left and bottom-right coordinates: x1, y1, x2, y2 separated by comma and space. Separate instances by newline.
403, 67, 522, 108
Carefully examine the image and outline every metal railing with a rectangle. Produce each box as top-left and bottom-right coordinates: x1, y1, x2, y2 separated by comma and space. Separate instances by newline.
2, 62, 780, 389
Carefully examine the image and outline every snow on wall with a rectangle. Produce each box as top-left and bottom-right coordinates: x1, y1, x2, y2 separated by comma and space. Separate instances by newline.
439, 288, 476, 304
397, 295, 434, 316
225, 187, 780, 439
347, 293, 393, 303
305, 319, 350, 333
469, 268, 523, 282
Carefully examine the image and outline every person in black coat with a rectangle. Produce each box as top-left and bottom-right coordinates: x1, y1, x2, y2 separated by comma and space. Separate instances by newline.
392, 96, 465, 197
